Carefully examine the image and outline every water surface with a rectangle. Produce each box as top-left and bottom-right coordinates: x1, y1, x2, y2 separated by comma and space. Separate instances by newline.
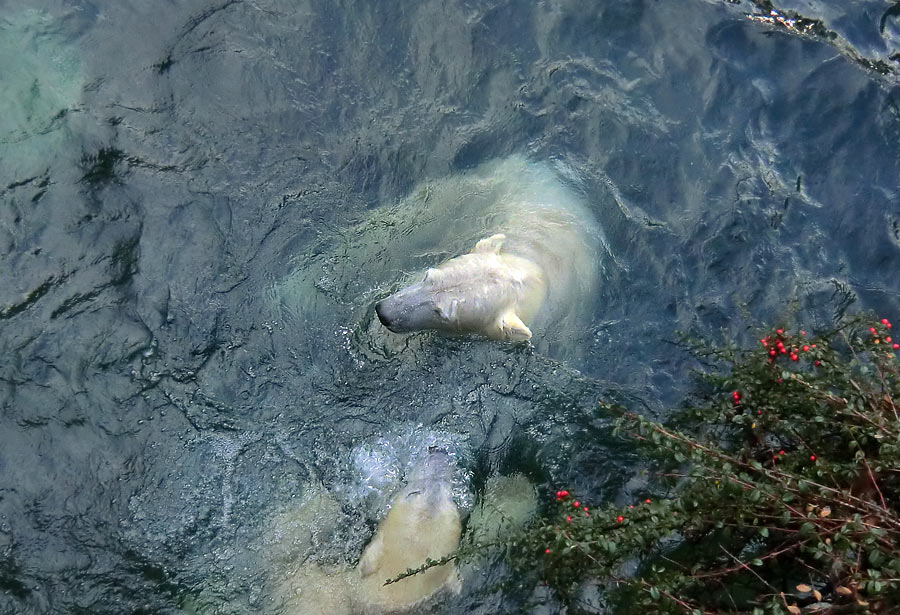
1, 1, 898, 613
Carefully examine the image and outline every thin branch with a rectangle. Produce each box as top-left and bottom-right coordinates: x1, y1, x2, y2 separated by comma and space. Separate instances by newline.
718, 545, 778, 593
693, 542, 801, 579
861, 453, 889, 511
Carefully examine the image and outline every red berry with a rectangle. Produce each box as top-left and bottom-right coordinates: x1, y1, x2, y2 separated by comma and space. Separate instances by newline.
778, 450, 785, 455
645, 499, 651, 504
800, 331, 806, 336
802, 345, 809, 351
814, 360, 821, 367
790, 354, 798, 361
769, 349, 776, 356
870, 327, 877, 334
882, 318, 890, 325
616, 515, 624, 523
886, 337, 892, 343
545, 548, 551, 554
811, 344, 817, 348
809, 455, 816, 461
893, 344, 899, 350
573, 501, 580, 507
566, 516, 572, 522
776, 329, 783, 334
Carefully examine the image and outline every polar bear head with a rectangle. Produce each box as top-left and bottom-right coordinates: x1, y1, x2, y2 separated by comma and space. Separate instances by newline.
375, 235, 546, 342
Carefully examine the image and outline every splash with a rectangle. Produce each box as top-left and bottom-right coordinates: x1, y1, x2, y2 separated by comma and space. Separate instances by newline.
340, 426, 475, 518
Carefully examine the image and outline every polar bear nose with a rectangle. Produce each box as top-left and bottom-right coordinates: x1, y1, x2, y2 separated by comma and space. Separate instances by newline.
375, 301, 391, 327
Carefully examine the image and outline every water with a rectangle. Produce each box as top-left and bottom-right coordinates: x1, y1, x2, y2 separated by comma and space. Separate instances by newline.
0, 1, 898, 613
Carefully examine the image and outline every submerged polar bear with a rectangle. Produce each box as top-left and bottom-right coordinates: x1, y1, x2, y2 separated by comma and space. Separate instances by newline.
355, 448, 462, 611
374, 156, 603, 344
273, 449, 462, 614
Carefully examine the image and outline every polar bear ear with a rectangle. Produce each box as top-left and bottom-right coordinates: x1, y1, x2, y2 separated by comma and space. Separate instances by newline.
423, 268, 443, 286
473, 233, 505, 254
498, 311, 532, 341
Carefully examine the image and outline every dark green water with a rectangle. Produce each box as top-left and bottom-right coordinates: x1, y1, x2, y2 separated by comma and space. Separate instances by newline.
1, 1, 899, 613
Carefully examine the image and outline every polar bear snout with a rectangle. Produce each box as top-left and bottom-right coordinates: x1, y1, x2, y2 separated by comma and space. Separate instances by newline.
374, 300, 394, 329
375, 283, 445, 334
374, 296, 414, 332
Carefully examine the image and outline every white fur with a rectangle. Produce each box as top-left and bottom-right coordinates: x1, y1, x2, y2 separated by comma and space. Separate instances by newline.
374, 156, 603, 349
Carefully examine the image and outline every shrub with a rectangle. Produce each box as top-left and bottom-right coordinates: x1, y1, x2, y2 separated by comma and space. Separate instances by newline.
502, 313, 900, 614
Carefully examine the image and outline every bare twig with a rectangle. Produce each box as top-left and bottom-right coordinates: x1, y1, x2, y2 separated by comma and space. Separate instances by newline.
718, 545, 777, 592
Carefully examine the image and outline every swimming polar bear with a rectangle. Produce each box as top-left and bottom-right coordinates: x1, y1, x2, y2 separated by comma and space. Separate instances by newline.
355, 448, 462, 612
183, 462, 536, 615
269, 155, 605, 363
271, 449, 462, 615
374, 156, 602, 345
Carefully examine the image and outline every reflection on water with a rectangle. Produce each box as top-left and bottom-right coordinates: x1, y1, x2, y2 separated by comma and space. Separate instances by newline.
0, 1, 898, 613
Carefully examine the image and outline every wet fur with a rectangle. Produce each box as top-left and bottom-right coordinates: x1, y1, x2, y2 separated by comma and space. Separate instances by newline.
374, 157, 602, 348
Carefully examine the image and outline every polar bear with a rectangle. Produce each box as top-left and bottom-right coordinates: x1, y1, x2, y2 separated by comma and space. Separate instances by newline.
373, 156, 602, 345
355, 448, 462, 612
270, 156, 604, 362
270, 449, 462, 615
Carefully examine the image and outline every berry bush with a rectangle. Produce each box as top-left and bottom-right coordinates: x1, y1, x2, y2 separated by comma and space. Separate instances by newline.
504, 314, 900, 614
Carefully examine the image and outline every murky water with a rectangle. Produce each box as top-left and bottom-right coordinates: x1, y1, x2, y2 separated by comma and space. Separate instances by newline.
1, 1, 898, 613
